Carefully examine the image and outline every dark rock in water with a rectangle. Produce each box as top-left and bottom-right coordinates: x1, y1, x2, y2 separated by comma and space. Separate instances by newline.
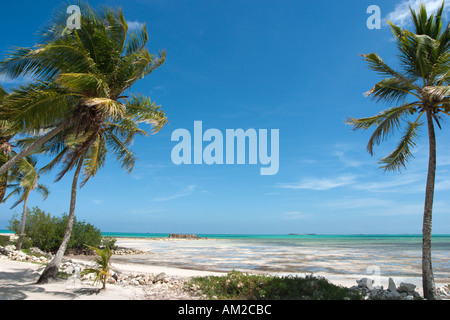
169, 234, 201, 239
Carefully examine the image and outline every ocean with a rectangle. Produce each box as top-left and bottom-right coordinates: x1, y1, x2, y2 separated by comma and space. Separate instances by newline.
108, 233, 450, 280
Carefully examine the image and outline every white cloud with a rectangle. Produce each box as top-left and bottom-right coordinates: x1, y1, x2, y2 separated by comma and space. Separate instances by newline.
153, 185, 196, 202
127, 20, 145, 30
386, 0, 449, 27
276, 175, 357, 191
0, 75, 35, 86
334, 150, 364, 168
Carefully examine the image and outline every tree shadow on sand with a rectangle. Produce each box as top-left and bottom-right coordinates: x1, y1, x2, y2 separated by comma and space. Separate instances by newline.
0, 266, 100, 300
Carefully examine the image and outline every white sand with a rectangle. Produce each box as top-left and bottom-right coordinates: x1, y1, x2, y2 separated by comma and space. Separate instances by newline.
0, 257, 147, 300
0, 255, 428, 300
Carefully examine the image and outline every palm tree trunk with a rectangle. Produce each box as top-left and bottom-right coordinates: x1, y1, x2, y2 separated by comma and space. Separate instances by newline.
0, 121, 70, 177
16, 195, 28, 251
37, 157, 83, 284
422, 110, 439, 300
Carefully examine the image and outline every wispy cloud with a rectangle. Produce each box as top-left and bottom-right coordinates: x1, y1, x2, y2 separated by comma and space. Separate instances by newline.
276, 175, 357, 191
89, 198, 102, 205
127, 20, 145, 30
353, 173, 424, 193
0, 75, 35, 87
386, 0, 449, 27
435, 178, 450, 191
282, 211, 311, 220
153, 185, 196, 202
323, 197, 393, 210
334, 150, 364, 168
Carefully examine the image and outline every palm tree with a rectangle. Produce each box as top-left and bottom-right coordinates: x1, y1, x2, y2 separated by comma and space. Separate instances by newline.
81, 245, 113, 289
346, 2, 450, 300
0, 3, 171, 283
0, 84, 14, 202
0, 1, 166, 177
3, 155, 49, 251
36, 93, 166, 283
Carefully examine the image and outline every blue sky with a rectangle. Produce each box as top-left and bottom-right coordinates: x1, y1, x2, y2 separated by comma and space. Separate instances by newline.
1, 0, 450, 234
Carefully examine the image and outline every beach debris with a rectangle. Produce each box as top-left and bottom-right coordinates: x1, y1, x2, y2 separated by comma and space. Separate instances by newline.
353, 277, 422, 300
111, 247, 148, 255
437, 285, 450, 298
155, 272, 166, 282
169, 234, 204, 240
0, 245, 49, 264
357, 278, 374, 290
398, 282, 416, 295
388, 277, 397, 292
29, 247, 53, 259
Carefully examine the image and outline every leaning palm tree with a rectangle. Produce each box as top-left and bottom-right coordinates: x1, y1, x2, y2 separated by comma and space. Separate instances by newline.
0, 1, 166, 176
346, 2, 450, 300
0, 84, 16, 202
3, 155, 49, 251
35, 93, 166, 283
0, 2, 168, 283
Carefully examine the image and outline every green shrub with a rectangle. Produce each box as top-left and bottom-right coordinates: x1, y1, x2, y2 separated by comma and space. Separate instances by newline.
61, 214, 102, 251
13, 237, 33, 250
9, 207, 60, 252
8, 207, 102, 253
0, 235, 11, 246
188, 270, 362, 300
101, 236, 118, 250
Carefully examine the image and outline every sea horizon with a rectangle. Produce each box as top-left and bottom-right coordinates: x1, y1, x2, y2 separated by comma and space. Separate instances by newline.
102, 232, 450, 239
2, 229, 450, 239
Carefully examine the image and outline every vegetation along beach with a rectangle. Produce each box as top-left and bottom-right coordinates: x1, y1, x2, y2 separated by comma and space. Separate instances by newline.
0, 0, 449, 306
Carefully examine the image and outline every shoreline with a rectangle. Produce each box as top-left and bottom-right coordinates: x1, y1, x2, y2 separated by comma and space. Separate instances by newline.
3, 251, 449, 300
1, 235, 449, 300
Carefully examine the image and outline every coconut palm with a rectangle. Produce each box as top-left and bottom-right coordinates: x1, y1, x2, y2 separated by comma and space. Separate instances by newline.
3, 155, 49, 251
0, 85, 14, 202
81, 245, 113, 289
0, 3, 167, 282
35, 93, 166, 283
346, 2, 450, 300
0, 3, 168, 282
0, 1, 166, 177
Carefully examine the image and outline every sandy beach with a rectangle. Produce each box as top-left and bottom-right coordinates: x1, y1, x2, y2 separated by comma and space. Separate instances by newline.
2, 236, 449, 300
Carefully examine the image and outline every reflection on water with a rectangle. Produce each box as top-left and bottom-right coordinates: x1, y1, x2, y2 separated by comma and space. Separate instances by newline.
114, 237, 450, 279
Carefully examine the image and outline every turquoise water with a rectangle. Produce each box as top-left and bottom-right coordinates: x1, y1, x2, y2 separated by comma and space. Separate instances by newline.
4, 228, 450, 242
101, 232, 450, 241
110, 233, 450, 278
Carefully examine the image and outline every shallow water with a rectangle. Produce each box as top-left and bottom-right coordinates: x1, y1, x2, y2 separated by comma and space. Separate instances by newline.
114, 235, 450, 279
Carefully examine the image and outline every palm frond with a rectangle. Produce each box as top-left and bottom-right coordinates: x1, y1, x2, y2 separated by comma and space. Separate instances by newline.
124, 94, 168, 132
57, 73, 110, 97
365, 78, 419, 104
346, 102, 420, 155
124, 24, 148, 55
379, 121, 422, 171
81, 134, 106, 187
106, 132, 135, 174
